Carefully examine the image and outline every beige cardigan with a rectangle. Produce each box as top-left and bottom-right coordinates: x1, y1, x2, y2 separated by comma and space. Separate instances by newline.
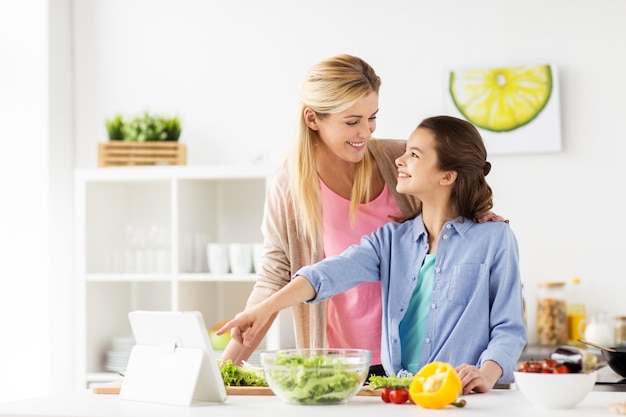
247, 139, 421, 349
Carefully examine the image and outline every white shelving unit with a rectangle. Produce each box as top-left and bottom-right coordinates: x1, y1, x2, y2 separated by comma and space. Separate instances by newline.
73, 165, 288, 389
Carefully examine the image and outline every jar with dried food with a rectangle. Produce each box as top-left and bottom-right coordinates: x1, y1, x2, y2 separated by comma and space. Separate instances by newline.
537, 281, 567, 345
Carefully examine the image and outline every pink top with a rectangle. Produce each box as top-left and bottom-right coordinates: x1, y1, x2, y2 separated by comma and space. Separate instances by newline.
320, 180, 402, 365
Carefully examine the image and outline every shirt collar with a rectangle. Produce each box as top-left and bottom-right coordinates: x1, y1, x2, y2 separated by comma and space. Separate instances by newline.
411, 214, 473, 240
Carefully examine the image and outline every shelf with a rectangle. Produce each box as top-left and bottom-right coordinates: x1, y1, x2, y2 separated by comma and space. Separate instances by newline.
85, 273, 173, 282
176, 273, 257, 282
74, 165, 282, 389
75, 165, 271, 182
85, 273, 258, 283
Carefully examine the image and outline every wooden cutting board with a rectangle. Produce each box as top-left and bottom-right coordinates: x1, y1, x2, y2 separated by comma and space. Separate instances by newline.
225, 386, 380, 396
91, 379, 123, 394
92, 380, 380, 397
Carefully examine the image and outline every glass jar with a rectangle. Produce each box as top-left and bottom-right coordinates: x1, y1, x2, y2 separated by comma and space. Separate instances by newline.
583, 311, 613, 346
537, 281, 567, 345
615, 316, 626, 346
566, 277, 586, 344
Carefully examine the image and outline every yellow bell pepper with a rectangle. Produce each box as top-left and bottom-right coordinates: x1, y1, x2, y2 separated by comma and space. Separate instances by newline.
408, 361, 463, 409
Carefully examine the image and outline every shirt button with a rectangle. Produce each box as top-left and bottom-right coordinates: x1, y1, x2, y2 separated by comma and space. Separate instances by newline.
435, 267, 441, 273
442, 234, 448, 240
425, 338, 431, 344
446, 224, 451, 229
431, 304, 436, 309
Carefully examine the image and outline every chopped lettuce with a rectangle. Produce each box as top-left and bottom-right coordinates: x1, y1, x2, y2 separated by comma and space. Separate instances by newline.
267, 353, 365, 404
368, 374, 412, 389
220, 359, 267, 386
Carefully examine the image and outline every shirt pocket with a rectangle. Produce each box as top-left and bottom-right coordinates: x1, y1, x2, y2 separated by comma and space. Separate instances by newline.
446, 263, 487, 305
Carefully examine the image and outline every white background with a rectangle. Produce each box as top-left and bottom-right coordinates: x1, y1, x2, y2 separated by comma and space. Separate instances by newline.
1, 0, 626, 401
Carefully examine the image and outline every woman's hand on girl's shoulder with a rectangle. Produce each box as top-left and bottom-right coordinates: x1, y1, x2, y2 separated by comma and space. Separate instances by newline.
475, 211, 509, 224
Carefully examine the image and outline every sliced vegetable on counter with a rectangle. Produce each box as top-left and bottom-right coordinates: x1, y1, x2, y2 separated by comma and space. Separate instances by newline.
409, 362, 465, 409
220, 360, 268, 386
368, 374, 413, 404
369, 362, 465, 408
368, 374, 412, 389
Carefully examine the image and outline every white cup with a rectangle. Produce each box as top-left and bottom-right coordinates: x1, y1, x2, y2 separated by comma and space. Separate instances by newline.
229, 243, 252, 274
207, 243, 230, 274
252, 243, 264, 273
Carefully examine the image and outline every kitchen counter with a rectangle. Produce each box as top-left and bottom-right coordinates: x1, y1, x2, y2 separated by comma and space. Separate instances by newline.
1, 388, 625, 417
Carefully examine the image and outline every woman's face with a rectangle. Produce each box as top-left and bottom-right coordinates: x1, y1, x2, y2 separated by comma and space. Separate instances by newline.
305, 92, 379, 164
395, 127, 446, 197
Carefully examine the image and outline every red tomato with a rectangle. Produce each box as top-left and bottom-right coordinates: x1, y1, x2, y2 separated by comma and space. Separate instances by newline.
555, 364, 569, 373
389, 388, 409, 404
542, 359, 557, 371
380, 387, 391, 403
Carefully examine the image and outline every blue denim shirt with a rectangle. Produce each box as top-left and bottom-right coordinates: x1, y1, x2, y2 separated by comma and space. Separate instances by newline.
295, 215, 527, 383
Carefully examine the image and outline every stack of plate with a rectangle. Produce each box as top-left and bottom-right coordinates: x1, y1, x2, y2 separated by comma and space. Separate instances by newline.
104, 337, 135, 373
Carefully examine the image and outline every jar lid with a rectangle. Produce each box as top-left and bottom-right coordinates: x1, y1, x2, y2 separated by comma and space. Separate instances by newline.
537, 281, 566, 287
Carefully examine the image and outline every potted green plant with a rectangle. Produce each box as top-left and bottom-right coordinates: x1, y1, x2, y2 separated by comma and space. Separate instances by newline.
122, 112, 164, 142
104, 112, 182, 142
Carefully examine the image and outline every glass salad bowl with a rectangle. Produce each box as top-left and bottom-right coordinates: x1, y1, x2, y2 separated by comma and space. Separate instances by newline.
260, 348, 371, 405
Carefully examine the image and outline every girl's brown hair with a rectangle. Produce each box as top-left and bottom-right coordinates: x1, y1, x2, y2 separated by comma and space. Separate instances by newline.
418, 116, 493, 220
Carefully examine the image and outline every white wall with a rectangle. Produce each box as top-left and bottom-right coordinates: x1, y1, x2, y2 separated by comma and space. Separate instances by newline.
48, 0, 74, 398
73, 0, 626, 344
0, 0, 57, 403
0, 0, 72, 403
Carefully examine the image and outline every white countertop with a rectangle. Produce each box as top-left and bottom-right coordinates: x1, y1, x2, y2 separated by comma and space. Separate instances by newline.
0, 389, 625, 417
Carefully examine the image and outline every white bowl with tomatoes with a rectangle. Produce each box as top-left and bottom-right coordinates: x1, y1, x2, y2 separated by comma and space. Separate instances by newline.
514, 358, 597, 409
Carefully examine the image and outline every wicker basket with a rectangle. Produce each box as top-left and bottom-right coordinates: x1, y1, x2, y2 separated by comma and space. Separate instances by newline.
98, 142, 186, 167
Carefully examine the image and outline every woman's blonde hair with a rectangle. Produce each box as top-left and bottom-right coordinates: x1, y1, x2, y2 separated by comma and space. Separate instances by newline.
287, 54, 381, 251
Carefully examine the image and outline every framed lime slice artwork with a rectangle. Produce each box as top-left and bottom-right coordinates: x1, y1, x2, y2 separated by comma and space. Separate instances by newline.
450, 65, 552, 132
445, 63, 562, 155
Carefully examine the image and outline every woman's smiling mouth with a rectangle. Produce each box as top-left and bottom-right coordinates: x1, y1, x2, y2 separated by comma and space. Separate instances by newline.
347, 141, 366, 149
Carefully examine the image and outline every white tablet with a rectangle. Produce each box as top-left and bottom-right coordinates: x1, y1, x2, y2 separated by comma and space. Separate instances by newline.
120, 310, 227, 406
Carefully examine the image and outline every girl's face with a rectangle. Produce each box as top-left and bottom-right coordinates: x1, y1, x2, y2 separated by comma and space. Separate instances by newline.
395, 127, 449, 197
305, 92, 379, 164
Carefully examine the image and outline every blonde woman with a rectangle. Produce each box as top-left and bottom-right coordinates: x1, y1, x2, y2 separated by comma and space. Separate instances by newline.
221, 55, 416, 374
